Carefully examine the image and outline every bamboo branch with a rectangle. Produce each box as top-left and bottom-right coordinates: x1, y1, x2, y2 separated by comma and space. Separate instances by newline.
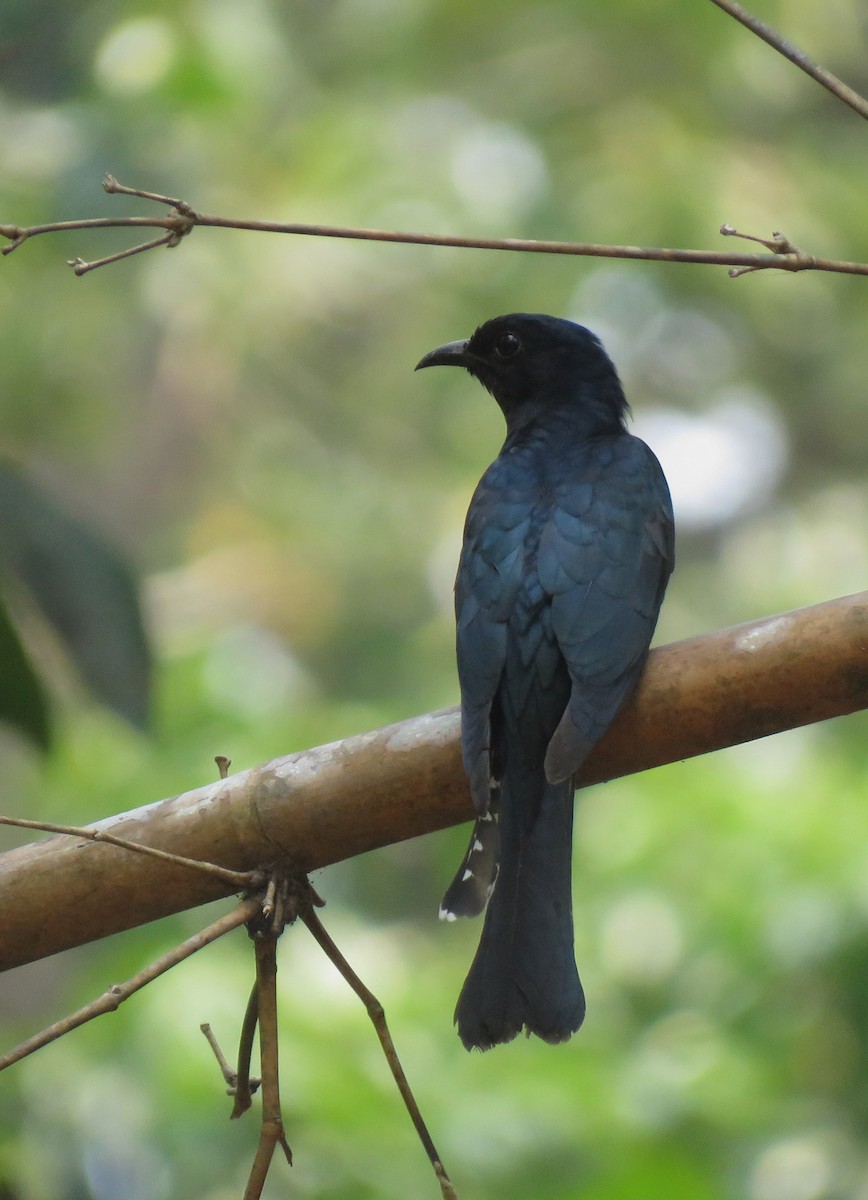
1, 591, 867, 973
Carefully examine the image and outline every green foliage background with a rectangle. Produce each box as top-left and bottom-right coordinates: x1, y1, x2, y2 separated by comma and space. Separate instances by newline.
2, 1, 868, 1197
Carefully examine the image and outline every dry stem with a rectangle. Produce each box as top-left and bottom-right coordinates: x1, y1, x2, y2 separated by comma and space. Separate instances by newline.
709, 0, 868, 121
303, 906, 458, 1200
0, 813, 261, 891
0, 175, 863, 279
0, 897, 261, 1071
242, 932, 293, 1200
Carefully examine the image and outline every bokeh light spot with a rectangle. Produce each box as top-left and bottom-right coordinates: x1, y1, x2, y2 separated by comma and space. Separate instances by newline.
94, 18, 177, 95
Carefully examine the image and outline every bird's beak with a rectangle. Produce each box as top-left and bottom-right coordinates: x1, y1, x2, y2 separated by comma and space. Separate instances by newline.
415, 338, 471, 371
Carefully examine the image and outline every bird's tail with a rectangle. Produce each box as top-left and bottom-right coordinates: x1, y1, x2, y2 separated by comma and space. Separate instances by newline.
454, 764, 585, 1051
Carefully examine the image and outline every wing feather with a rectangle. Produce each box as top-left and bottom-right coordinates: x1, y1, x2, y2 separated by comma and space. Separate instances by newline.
544, 438, 674, 783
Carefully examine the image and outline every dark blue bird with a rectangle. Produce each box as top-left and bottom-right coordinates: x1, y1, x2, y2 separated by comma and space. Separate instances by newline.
416, 313, 674, 1051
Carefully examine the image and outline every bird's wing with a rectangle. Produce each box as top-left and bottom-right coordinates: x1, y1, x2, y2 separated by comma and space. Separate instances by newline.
537, 437, 675, 783
455, 462, 532, 812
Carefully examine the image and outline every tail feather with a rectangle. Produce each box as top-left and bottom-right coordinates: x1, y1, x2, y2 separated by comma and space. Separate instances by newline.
454, 767, 585, 1051
439, 813, 500, 920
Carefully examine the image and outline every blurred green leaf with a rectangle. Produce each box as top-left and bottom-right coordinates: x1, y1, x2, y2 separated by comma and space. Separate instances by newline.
0, 463, 151, 731
0, 587, 51, 749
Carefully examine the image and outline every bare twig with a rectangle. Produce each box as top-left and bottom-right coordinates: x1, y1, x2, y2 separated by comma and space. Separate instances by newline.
228, 874, 324, 1126
720, 224, 798, 254
0, 215, 171, 254
103, 174, 197, 214
302, 906, 458, 1200
709, 0, 868, 121
243, 930, 293, 1200
232, 984, 261, 1119
200, 1020, 262, 1101
1, 175, 865, 278
0, 813, 262, 891
201, 1023, 232, 1077
0, 896, 261, 1071
719, 224, 804, 276
68, 232, 180, 276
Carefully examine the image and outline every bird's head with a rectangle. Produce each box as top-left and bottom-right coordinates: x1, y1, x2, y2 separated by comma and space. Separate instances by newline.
416, 313, 629, 436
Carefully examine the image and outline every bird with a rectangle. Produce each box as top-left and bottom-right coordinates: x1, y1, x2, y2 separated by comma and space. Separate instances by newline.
415, 313, 674, 1051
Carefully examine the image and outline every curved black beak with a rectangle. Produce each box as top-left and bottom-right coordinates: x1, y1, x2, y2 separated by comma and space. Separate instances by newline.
415, 338, 471, 371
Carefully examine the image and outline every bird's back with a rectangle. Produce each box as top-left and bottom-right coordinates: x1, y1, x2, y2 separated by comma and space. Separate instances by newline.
457, 412, 672, 790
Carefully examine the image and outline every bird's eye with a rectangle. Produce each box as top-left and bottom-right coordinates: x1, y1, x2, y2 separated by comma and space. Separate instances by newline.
495, 332, 521, 359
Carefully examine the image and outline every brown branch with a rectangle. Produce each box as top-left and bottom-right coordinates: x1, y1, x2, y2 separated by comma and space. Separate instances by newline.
709, 0, 868, 121
243, 929, 293, 1200
68, 231, 180, 276
0, 591, 867, 973
190, 216, 834, 274
303, 906, 457, 1199
2, 176, 866, 278
0, 814, 261, 891
231, 984, 262, 1118
0, 896, 261, 1071
201, 1020, 261, 1103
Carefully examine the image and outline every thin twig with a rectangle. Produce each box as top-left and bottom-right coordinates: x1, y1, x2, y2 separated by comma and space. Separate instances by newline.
201, 1020, 262, 1101
302, 906, 458, 1200
1, 175, 864, 278
709, 0, 868, 121
0, 813, 262, 891
243, 932, 293, 1200
0, 897, 261, 1071
103, 174, 197, 214
0, 215, 174, 254
69, 232, 179, 276
201, 1024, 234, 1082
232, 983, 261, 1119
719, 223, 806, 276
